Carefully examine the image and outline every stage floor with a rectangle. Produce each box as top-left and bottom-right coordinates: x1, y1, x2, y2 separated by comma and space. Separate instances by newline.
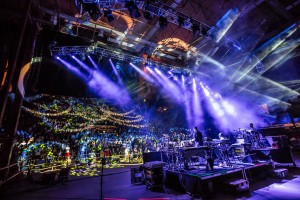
2, 162, 300, 200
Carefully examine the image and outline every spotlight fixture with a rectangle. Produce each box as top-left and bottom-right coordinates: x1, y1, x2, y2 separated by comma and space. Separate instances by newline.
84, 3, 102, 21
177, 16, 185, 27
159, 16, 168, 29
72, 55, 75, 58
143, 2, 153, 21
146, 55, 152, 66
56, 56, 60, 60
125, 1, 141, 18
63, 22, 76, 36
192, 23, 200, 37
104, 9, 114, 22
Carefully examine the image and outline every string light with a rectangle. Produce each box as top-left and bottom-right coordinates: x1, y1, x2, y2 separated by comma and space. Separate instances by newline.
22, 106, 72, 117
22, 94, 148, 132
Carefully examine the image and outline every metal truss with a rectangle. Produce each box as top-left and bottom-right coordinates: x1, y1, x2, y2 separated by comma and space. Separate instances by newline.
76, 0, 211, 36
50, 45, 189, 71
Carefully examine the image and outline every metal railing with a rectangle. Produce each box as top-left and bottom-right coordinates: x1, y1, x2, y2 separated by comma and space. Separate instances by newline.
0, 163, 22, 186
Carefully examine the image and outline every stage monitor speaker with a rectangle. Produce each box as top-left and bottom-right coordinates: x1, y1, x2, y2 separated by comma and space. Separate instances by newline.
271, 136, 290, 148
270, 148, 294, 164
242, 153, 259, 164
142, 151, 167, 163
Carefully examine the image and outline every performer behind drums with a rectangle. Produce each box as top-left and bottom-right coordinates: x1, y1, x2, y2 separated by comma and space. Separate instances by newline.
250, 123, 260, 140
193, 127, 203, 147
250, 123, 264, 148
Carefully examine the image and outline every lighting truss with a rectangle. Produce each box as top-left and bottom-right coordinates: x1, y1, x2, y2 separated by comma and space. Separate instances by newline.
74, 0, 211, 36
50, 45, 190, 72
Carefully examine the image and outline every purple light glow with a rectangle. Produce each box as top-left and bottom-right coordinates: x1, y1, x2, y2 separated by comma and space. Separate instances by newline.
73, 56, 92, 72
198, 82, 263, 130
222, 101, 236, 116
154, 68, 162, 74
192, 78, 197, 91
58, 58, 88, 81
108, 59, 123, 84
60, 56, 131, 106
56, 56, 60, 60
147, 66, 169, 87
191, 80, 202, 126
220, 98, 263, 129
130, 63, 156, 84
88, 72, 131, 105
183, 93, 193, 128
153, 67, 183, 102
72, 55, 75, 58
203, 87, 210, 97
88, 59, 132, 106
214, 93, 222, 100
199, 83, 229, 128
211, 101, 224, 117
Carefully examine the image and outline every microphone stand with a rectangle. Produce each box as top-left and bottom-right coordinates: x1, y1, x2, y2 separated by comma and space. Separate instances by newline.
100, 154, 105, 200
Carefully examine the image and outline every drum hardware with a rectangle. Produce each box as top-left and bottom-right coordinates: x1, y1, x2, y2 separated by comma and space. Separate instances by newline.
161, 128, 263, 170
180, 140, 194, 147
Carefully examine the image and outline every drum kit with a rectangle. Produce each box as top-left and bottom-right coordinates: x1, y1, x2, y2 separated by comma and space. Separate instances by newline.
234, 129, 262, 149
160, 135, 235, 170
160, 135, 193, 170
160, 129, 264, 170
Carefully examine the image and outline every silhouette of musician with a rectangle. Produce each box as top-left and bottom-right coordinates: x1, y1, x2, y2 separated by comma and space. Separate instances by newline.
193, 127, 203, 147
250, 123, 260, 139
249, 123, 264, 148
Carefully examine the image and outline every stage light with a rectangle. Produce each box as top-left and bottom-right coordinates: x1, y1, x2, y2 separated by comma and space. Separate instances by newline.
125, 1, 141, 18
192, 23, 200, 37
159, 16, 168, 29
115, 62, 121, 70
177, 16, 184, 26
143, 2, 153, 21
56, 56, 60, 60
143, 11, 152, 21
83, 3, 102, 21
104, 9, 114, 22
177, 16, 188, 27
63, 22, 76, 36
72, 55, 75, 58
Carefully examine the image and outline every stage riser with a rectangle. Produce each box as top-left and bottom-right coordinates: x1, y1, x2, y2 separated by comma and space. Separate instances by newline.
165, 163, 271, 198
252, 148, 295, 164
164, 170, 185, 192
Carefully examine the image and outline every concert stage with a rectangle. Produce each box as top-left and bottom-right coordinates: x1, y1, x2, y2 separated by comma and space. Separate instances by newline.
164, 162, 271, 199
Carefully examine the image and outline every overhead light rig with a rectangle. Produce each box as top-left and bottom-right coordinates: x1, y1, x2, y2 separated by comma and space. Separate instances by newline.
74, 0, 211, 36
50, 45, 191, 74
